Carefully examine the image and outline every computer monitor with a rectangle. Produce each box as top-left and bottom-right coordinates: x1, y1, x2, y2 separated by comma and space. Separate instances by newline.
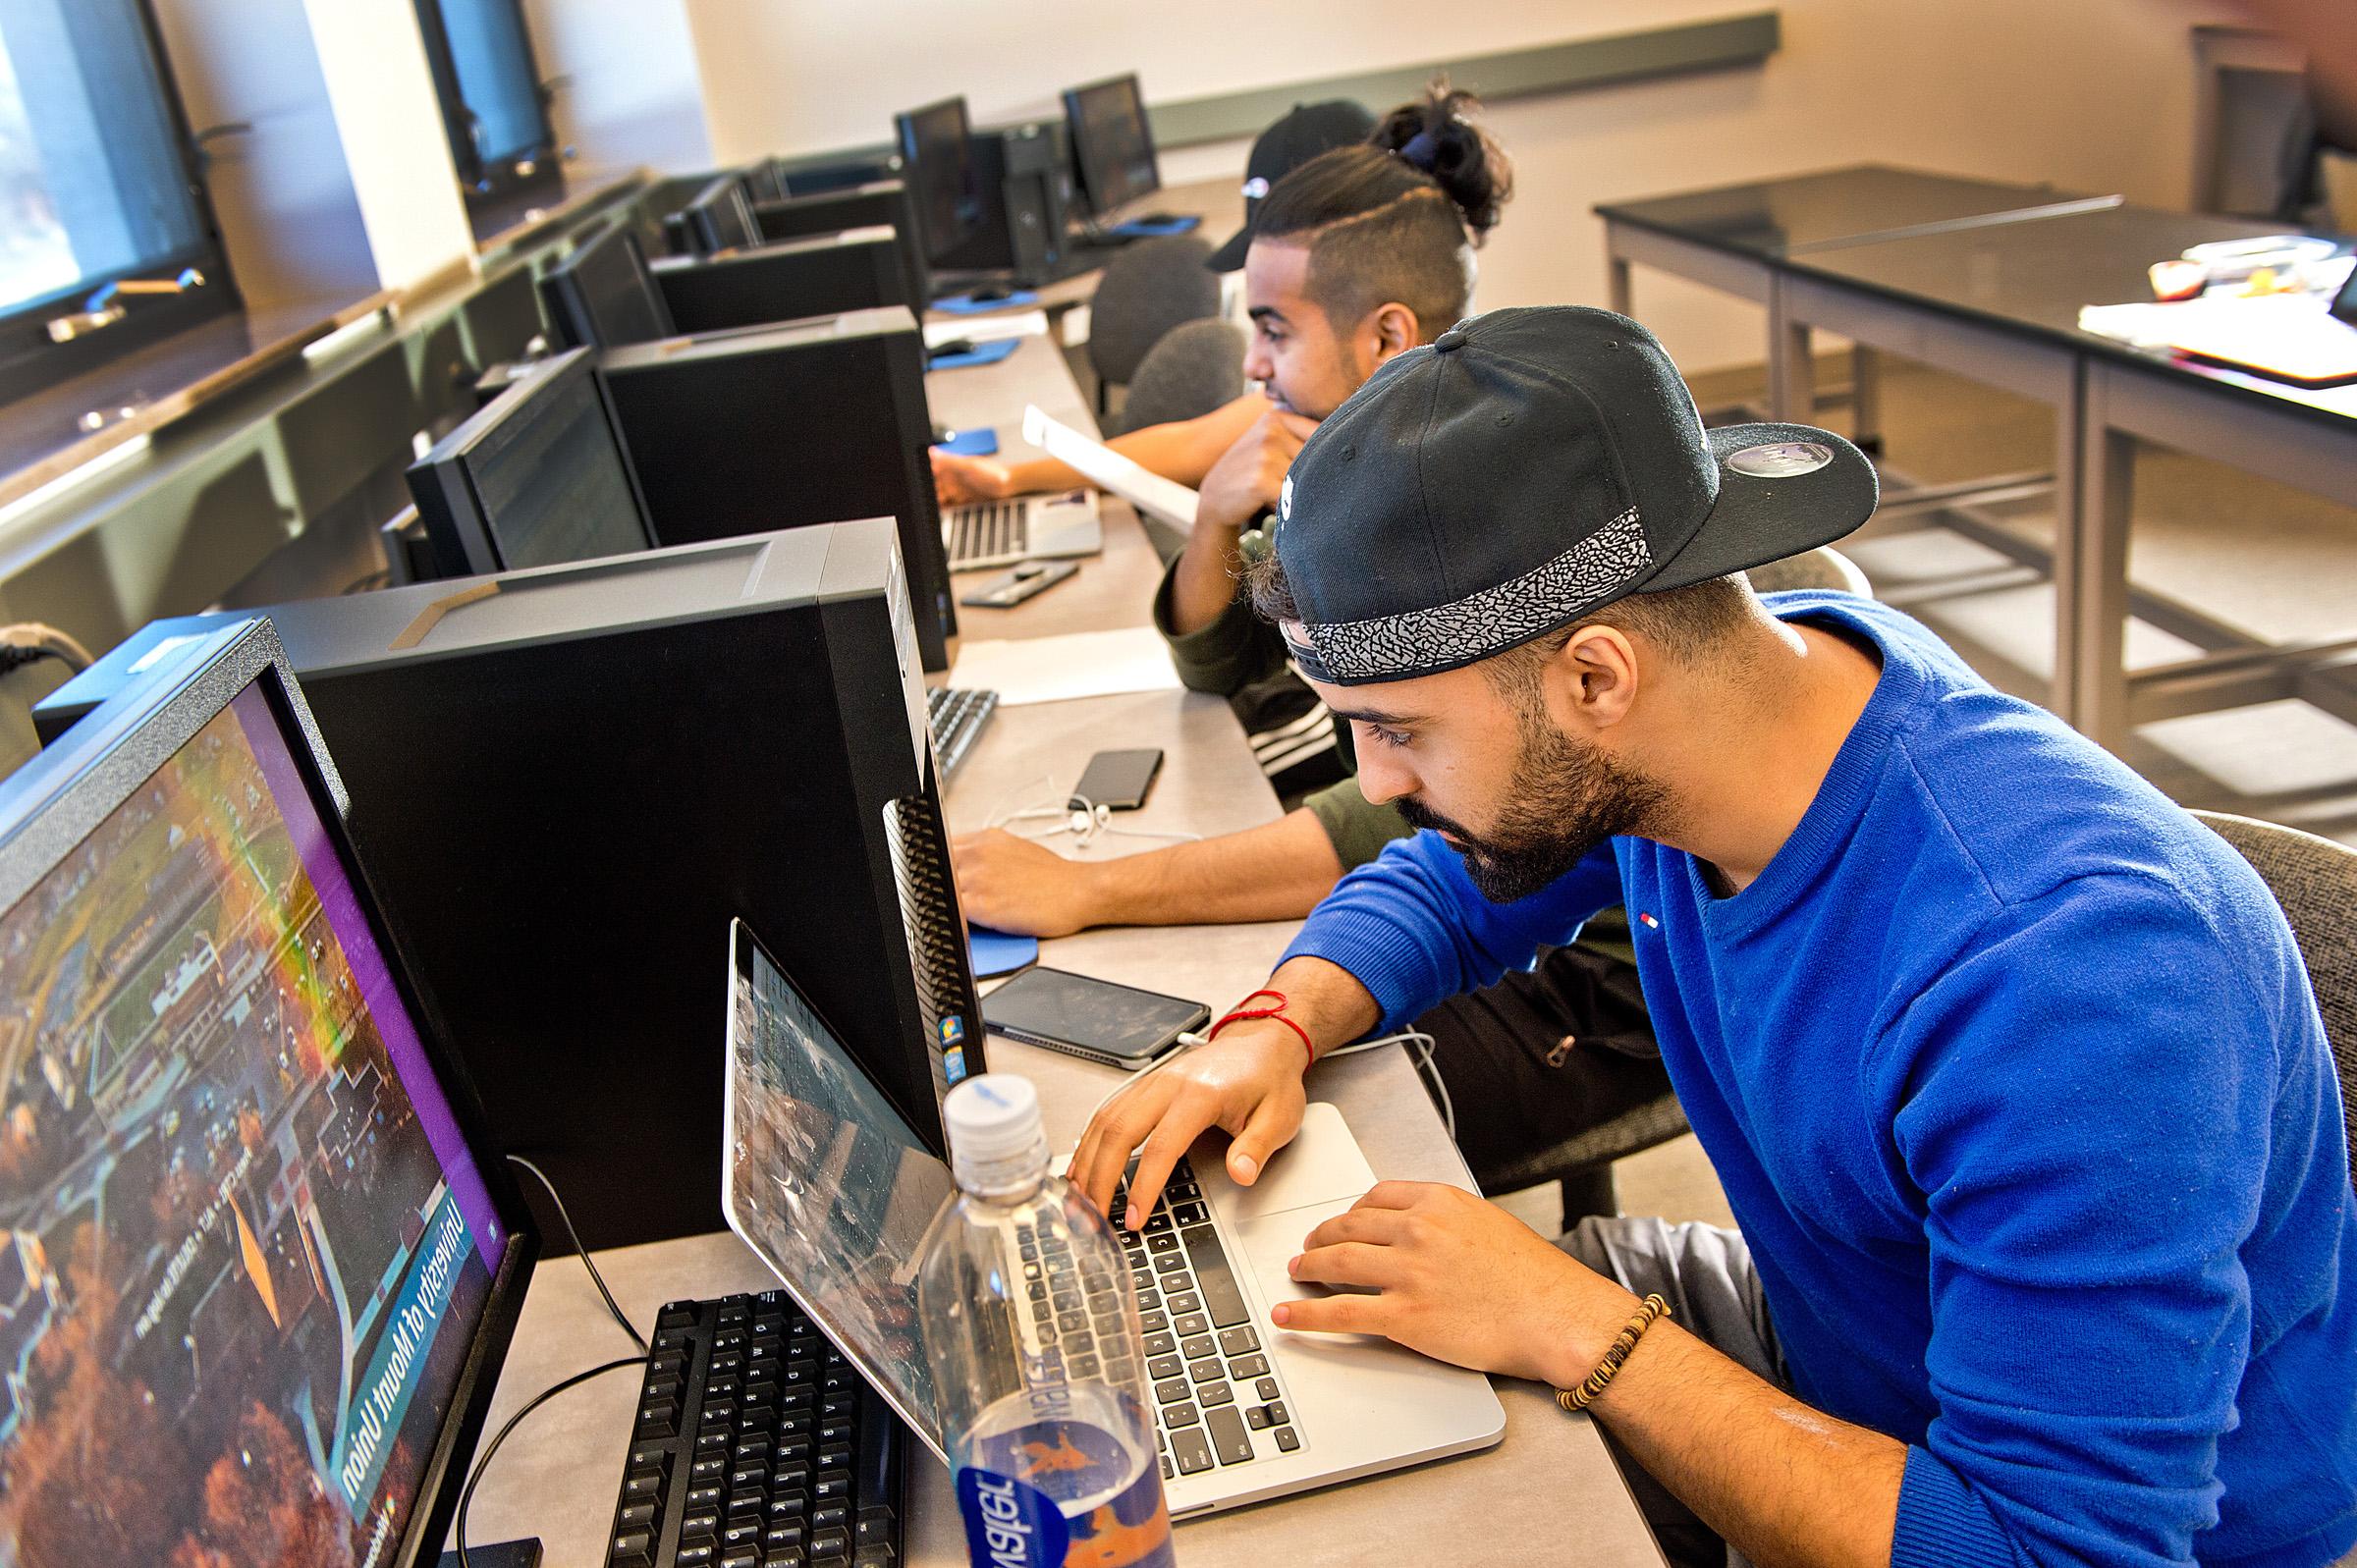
595, 305, 959, 671
538, 222, 676, 351
33, 523, 985, 1250
684, 174, 762, 255
0, 617, 533, 1565
648, 226, 909, 336
744, 159, 791, 204
1064, 73, 1161, 217
406, 348, 654, 577
754, 181, 931, 310
893, 95, 983, 264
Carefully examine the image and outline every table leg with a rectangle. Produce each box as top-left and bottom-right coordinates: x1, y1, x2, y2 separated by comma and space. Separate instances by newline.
1850, 346, 1883, 453
1768, 277, 1814, 422
1608, 251, 1633, 318
2059, 364, 2134, 752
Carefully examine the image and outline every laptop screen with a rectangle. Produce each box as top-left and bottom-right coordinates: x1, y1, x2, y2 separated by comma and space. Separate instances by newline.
724, 919, 955, 1457
0, 671, 505, 1561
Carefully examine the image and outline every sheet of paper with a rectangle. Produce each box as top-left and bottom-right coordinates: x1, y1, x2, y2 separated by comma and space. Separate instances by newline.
1021, 405, 1199, 530
949, 626, 1183, 706
923, 309, 1050, 349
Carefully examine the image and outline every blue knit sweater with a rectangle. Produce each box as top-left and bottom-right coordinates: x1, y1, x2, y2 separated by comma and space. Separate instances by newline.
1286, 593, 2357, 1567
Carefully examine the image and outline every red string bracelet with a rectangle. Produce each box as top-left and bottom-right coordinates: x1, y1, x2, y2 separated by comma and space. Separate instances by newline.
1206, 988, 1315, 1067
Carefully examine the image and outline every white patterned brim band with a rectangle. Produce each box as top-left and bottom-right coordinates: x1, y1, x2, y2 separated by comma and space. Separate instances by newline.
1278, 509, 1654, 684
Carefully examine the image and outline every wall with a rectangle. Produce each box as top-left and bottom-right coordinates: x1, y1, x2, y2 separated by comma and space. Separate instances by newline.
679, 0, 2233, 370
520, 0, 711, 174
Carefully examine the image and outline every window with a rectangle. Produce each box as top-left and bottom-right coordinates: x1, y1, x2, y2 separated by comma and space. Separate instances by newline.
413, 0, 558, 206
0, 0, 236, 403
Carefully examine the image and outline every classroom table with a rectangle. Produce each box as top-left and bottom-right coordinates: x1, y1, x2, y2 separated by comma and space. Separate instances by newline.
452, 278, 1664, 1568
1600, 166, 2356, 753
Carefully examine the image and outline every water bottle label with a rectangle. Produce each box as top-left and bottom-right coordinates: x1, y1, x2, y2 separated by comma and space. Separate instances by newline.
960, 1412, 1176, 1568
958, 1466, 1070, 1568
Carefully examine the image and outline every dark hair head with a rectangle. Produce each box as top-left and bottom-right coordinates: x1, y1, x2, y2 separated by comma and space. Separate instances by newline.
1250, 82, 1512, 335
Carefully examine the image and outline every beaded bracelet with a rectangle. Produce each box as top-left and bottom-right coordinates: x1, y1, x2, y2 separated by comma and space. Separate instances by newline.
1557, 1293, 1672, 1414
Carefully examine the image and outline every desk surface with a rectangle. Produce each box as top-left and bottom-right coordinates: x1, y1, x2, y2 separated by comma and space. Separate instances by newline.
1595, 164, 2097, 258
1781, 200, 2357, 425
456, 329, 1661, 1568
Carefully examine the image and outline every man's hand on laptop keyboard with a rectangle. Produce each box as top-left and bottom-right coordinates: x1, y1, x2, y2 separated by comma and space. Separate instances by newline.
1280, 1181, 1643, 1388
930, 450, 1016, 506
1067, 1018, 1307, 1230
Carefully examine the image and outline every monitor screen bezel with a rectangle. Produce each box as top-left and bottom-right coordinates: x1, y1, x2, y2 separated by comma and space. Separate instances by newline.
892, 95, 982, 264
1062, 73, 1161, 217
407, 346, 658, 578
0, 618, 541, 1568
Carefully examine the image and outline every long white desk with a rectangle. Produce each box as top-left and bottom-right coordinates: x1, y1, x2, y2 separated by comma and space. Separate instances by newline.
452, 316, 1662, 1568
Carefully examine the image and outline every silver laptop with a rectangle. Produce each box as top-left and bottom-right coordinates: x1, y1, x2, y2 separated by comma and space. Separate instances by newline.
945, 489, 1103, 571
721, 919, 1504, 1519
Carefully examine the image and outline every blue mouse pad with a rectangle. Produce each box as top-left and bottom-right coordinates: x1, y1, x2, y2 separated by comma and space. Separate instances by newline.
968, 926, 1041, 979
928, 338, 1020, 371
934, 426, 1000, 456
1111, 215, 1201, 239
935, 290, 1041, 313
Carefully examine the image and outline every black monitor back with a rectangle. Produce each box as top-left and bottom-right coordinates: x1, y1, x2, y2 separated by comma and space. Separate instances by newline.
596, 305, 958, 670
539, 223, 675, 349
648, 226, 907, 335
684, 174, 762, 255
45, 526, 986, 1251
755, 182, 929, 306
405, 347, 654, 576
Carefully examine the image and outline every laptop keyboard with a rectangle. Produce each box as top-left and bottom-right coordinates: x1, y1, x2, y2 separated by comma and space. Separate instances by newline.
924, 686, 998, 781
1026, 1156, 1304, 1483
606, 1290, 900, 1568
946, 501, 1029, 569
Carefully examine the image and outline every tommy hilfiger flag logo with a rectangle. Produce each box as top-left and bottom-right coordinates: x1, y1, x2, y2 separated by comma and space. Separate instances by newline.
1638, 912, 1660, 929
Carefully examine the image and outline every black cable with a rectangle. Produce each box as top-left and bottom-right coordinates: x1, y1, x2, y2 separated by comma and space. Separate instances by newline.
505, 1154, 648, 1353
456, 1354, 647, 1568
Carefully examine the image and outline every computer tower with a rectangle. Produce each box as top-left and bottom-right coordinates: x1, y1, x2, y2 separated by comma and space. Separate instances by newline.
33, 521, 984, 1252
594, 305, 959, 672
938, 122, 1077, 284
755, 182, 930, 308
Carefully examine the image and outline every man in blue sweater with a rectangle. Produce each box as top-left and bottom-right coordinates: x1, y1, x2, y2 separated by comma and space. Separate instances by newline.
1066, 307, 2357, 1568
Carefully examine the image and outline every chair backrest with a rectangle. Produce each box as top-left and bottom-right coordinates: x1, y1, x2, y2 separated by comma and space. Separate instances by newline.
1743, 544, 1873, 598
1110, 318, 1245, 437
1086, 235, 1221, 390
2192, 810, 2357, 1187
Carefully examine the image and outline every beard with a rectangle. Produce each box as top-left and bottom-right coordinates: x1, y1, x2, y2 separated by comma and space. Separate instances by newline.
1394, 707, 1666, 904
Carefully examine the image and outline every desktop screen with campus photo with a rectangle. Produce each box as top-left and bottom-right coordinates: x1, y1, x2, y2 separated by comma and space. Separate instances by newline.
724, 922, 954, 1447
0, 677, 505, 1563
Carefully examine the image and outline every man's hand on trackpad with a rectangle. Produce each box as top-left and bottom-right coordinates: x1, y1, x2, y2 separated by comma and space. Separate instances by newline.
1064, 1020, 1311, 1230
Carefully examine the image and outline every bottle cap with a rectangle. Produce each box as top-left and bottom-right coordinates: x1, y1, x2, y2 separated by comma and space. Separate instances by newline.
943, 1074, 1050, 1193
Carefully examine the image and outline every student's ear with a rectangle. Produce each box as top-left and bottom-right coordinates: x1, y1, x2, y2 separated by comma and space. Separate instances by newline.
1555, 626, 1641, 733
1366, 302, 1420, 365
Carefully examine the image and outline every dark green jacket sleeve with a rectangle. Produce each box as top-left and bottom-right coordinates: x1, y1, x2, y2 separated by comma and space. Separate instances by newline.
1302, 778, 1412, 871
1152, 555, 1288, 698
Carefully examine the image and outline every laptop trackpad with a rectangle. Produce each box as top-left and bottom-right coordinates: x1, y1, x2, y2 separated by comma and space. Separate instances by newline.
1233, 1197, 1390, 1346
1191, 1101, 1376, 1224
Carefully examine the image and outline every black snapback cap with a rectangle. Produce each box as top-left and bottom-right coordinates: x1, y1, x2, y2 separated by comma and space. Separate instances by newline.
1268, 305, 1879, 685
1207, 100, 1379, 272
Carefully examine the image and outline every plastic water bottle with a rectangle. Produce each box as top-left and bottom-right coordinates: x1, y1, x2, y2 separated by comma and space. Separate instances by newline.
918, 1074, 1177, 1568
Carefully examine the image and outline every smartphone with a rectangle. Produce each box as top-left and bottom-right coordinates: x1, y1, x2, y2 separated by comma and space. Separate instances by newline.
1069, 747, 1163, 811
959, 560, 1077, 609
981, 966, 1210, 1068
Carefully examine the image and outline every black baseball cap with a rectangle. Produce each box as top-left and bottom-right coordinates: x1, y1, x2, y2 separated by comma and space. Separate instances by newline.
1268, 306, 1879, 685
1207, 100, 1379, 272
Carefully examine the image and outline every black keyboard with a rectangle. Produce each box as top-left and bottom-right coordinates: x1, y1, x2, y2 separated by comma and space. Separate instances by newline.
605, 1290, 901, 1568
925, 686, 998, 781
1027, 1156, 1304, 1483
947, 501, 1029, 569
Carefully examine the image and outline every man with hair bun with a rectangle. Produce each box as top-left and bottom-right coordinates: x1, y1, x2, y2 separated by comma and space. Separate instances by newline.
953, 93, 1672, 1219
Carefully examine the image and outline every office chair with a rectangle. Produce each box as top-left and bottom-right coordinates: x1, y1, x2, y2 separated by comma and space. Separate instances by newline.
1110, 317, 1245, 436
2192, 811, 2357, 1187
1744, 544, 1873, 597
1086, 235, 1221, 416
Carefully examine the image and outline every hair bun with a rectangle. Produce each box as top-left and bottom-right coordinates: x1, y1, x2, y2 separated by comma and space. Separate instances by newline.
1371, 81, 1512, 243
